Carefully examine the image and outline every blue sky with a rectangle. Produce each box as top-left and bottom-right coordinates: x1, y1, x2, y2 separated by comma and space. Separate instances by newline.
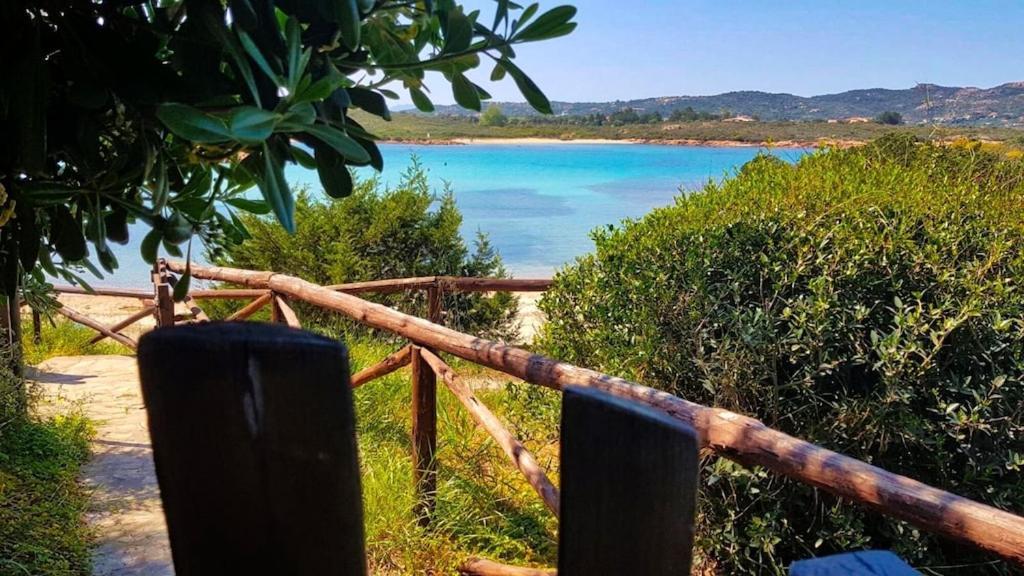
417, 0, 1024, 105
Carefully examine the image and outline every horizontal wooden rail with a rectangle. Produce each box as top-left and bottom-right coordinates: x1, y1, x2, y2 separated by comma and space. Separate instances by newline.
419, 348, 560, 517
350, 345, 412, 388
56, 305, 137, 349
460, 557, 556, 576
88, 305, 156, 344
166, 260, 1024, 565
190, 289, 270, 300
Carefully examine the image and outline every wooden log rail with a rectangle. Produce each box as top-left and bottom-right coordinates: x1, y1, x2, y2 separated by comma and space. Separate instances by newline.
165, 260, 1024, 566
419, 347, 560, 517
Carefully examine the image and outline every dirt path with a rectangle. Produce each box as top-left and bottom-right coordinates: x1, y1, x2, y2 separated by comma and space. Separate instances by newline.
31, 355, 173, 576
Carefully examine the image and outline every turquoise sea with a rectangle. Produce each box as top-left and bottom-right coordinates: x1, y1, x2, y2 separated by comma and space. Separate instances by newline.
97, 143, 810, 287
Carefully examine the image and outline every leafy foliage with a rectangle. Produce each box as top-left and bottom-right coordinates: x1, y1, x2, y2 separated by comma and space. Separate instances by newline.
0, 0, 575, 296
210, 163, 519, 340
875, 110, 904, 125
480, 105, 509, 127
540, 137, 1024, 573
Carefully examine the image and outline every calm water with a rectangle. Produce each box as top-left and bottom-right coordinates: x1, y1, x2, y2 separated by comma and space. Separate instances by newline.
96, 143, 809, 287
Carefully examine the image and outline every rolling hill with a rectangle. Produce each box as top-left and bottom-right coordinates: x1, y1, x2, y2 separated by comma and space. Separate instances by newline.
429, 82, 1024, 126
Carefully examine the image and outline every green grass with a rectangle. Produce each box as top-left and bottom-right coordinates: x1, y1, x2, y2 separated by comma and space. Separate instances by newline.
349, 338, 561, 574
20, 317, 132, 366
356, 111, 1024, 146
0, 412, 93, 576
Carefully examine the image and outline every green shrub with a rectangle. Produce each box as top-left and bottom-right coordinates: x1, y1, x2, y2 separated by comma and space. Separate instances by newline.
210, 162, 518, 341
539, 137, 1024, 574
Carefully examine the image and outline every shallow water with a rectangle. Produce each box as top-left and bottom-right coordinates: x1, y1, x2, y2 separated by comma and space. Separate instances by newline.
92, 143, 810, 287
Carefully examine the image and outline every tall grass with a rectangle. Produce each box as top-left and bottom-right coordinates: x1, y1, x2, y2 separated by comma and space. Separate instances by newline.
348, 338, 560, 573
20, 316, 132, 366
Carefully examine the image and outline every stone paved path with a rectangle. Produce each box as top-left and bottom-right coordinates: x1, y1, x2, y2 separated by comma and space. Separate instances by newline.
32, 355, 174, 576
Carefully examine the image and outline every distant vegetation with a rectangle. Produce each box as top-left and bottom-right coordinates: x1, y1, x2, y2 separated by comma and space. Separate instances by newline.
357, 111, 1024, 145
875, 110, 904, 125
539, 135, 1024, 573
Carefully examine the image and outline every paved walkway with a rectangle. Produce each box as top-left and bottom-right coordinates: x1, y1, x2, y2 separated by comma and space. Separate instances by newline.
32, 355, 174, 576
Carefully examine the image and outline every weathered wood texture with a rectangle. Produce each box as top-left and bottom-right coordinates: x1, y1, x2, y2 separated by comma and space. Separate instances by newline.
410, 345, 437, 525
225, 293, 273, 322
55, 305, 137, 349
558, 386, 698, 575
459, 557, 556, 576
88, 306, 156, 344
420, 348, 560, 517
137, 323, 366, 575
350, 345, 412, 389
155, 284, 175, 327
273, 295, 300, 328
190, 289, 270, 300
166, 260, 1024, 565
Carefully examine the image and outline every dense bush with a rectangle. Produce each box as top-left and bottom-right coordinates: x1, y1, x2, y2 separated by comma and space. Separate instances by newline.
212, 162, 519, 340
540, 137, 1024, 574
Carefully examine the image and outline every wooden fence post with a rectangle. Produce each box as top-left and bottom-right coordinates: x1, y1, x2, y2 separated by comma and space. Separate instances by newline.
411, 284, 444, 524
153, 260, 175, 328
558, 386, 699, 576
410, 343, 437, 526
137, 323, 366, 575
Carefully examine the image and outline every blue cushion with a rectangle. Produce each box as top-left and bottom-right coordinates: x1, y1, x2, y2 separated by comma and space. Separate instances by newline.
790, 551, 920, 575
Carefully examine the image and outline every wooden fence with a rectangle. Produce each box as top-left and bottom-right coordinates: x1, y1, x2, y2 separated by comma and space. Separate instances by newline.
44, 259, 1024, 572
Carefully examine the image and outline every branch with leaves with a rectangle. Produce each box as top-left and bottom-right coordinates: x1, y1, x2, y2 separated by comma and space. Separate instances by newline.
0, 0, 576, 298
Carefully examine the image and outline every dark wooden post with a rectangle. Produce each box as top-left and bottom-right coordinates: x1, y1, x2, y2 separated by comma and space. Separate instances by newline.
152, 260, 175, 328
137, 323, 366, 576
410, 283, 443, 525
410, 343, 437, 525
558, 386, 699, 576
270, 291, 282, 323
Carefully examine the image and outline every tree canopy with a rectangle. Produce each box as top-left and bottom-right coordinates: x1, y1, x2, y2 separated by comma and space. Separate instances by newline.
0, 0, 576, 297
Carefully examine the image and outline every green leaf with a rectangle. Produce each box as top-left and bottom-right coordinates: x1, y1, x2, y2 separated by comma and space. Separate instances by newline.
173, 245, 192, 302
335, 0, 361, 50
293, 74, 347, 105
302, 124, 371, 164
315, 144, 354, 199
163, 212, 193, 244
490, 62, 507, 82
140, 228, 162, 264
452, 73, 481, 111
156, 104, 232, 143
348, 87, 391, 120
51, 206, 87, 262
225, 197, 273, 214
257, 144, 295, 233
513, 3, 539, 34
282, 102, 317, 125
237, 30, 282, 85
289, 145, 318, 169
286, 16, 302, 90
498, 58, 551, 114
410, 87, 435, 113
443, 9, 473, 54
513, 6, 576, 41
227, 106, 280, 143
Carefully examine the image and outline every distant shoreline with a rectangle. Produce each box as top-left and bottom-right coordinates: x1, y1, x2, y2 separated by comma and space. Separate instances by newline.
382, 136, 855, 149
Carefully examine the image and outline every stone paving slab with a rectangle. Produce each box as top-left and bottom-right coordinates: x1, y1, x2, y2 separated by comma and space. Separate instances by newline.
32, 355, 174, 576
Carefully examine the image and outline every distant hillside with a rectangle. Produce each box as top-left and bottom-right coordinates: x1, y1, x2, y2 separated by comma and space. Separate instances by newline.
430, 82, 1024, 126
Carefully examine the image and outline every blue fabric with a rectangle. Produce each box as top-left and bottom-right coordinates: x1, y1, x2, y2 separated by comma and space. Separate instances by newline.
790, 551, 920, 575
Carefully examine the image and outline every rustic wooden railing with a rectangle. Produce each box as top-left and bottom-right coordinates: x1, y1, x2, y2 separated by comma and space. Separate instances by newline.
43, 259, 1024, 573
